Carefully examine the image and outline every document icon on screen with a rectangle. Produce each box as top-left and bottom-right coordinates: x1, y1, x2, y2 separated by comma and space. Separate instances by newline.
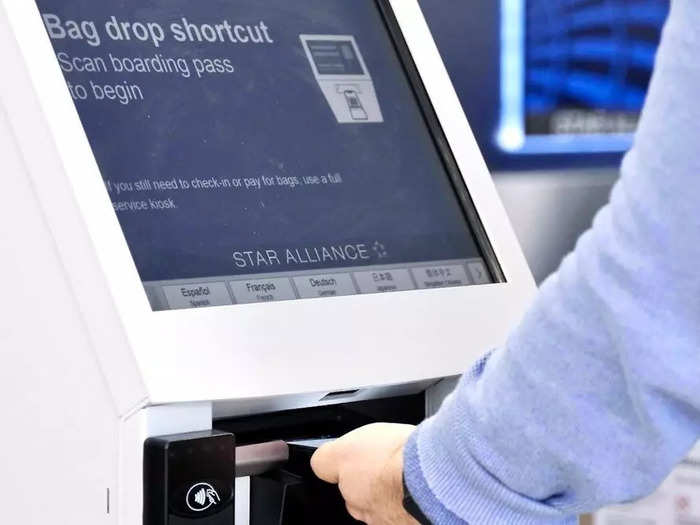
300, 34, 384, 124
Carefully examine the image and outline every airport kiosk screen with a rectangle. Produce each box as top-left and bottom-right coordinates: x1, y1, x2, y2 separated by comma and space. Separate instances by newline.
36, 0, 495, 310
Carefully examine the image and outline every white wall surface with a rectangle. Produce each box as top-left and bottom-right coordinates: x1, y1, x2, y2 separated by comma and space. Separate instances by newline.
494, 169, 618, 283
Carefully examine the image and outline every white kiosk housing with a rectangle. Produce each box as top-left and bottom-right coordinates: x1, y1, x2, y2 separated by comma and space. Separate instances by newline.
0, 0, 536, 523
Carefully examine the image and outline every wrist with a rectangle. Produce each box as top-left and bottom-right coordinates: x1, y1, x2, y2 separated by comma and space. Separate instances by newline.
401, 435, 433, 525
376, 444, 420, 525
402, 473, 432, 525
385, 444, 409, 509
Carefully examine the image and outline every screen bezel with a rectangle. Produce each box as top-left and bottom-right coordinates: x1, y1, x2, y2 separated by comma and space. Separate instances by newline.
376, 0, 504, 283
3, 0, 536, 405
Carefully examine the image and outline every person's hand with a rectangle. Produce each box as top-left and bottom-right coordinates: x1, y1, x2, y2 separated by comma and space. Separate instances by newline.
310, 423, 419, 524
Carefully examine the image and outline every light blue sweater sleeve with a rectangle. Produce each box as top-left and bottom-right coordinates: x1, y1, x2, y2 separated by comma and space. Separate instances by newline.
404, 1, 700, 523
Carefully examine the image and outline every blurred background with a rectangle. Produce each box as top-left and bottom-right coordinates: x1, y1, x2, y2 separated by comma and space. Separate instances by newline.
418, 0, 669, 283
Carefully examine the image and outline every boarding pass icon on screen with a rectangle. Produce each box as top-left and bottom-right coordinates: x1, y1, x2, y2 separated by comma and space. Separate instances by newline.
300, 34, 384, 124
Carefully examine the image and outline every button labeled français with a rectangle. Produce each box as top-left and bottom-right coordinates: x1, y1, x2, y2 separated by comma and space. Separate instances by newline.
230, 278, 296, 304
412, 265, 471, 289
467, 261, 491, 285
162, 282, 232, 310
354, 269, 414, 294
293, 273, 356, 298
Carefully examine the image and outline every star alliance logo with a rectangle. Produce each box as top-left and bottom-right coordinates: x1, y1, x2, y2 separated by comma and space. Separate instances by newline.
372, 241, 388, 259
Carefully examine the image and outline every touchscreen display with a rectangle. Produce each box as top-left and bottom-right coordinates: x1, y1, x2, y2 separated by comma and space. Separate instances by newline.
36, 0, 496, 310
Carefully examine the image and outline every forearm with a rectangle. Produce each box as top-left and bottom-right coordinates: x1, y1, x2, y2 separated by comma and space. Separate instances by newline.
405, 0, 700, 521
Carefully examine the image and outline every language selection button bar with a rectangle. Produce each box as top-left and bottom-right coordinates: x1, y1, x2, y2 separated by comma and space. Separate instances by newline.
230, 278, 296, 304
293, 273, 356, 299
354, 269, 414, 294
163, 282, 232, 310
411, 264, 471, 289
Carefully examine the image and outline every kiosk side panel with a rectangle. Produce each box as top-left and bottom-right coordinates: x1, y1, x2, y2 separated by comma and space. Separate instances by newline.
0, 83, 118, 524
0, 0, 149, 415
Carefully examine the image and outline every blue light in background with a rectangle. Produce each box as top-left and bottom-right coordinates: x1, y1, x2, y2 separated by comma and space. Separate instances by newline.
498, 0, 525, 151
498, 0, 669, 155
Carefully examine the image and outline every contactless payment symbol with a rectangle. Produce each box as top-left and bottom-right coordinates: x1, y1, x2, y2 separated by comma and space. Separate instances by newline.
300, 34, 384, 124
186, 482, 221, 512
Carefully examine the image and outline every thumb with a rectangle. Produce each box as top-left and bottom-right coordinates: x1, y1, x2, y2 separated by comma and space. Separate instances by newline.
310, 441, 342, 484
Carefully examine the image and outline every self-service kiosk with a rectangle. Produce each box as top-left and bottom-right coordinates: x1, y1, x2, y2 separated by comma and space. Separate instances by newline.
0, 0, 536, 523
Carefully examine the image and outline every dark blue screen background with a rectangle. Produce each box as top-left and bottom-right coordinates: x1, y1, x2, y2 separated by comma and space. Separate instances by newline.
36, 0, 483, 281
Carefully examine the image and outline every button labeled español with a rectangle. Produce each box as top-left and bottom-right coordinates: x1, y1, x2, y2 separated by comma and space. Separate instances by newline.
412, 265, 471, 289
230, 278, 296, 304
354, 269, 414, 294
293, 273, 356, 299
162, 282, 232, 310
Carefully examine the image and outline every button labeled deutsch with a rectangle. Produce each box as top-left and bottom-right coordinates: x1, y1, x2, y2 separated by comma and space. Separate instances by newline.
294, 273, 356, 298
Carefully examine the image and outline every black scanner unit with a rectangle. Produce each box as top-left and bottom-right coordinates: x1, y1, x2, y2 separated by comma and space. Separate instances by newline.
144, 430, 236, 525
144, 394, 425, 524
227, 394, 425, 524
143, 433, 352, 525
249, 443, 359, 525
